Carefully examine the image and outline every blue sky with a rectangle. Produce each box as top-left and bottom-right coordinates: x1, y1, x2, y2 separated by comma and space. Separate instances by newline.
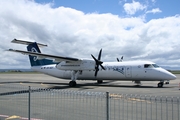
35, 0, 180, 21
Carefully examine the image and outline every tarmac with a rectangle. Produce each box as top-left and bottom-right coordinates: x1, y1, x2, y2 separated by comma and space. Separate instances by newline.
0, 73, 180, 97
0, 73, 180, 120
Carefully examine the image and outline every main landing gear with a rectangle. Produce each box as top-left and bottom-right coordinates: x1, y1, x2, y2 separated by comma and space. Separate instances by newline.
69, 81, 76, 87
97, 80, 103, 84
69, 70, 81, 87
134, 81, 141, 85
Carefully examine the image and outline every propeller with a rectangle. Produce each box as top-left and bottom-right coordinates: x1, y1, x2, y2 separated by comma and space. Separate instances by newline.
117, 58, 119, 62
117, 56, 123, 62
91, 49, 105, 77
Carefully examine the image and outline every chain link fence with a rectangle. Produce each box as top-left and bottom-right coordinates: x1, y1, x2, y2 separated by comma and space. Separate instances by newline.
0, 85, 179, 120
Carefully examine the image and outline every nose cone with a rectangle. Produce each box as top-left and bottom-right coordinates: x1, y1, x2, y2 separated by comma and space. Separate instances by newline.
168, 73, 176, 80
160, 69, 176, 80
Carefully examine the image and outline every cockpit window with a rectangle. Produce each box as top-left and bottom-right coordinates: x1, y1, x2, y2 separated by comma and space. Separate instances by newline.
144, 64, 152, 68
152, 64, 159, 68
144, 64, 160, 68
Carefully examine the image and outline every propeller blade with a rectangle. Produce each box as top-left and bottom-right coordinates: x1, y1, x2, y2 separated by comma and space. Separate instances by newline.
98, 49, 102, 60
91, 54, 97, 62
100, 64, 106, 70
117, 58, 119, 62
95, 69, 98, 77
121, 56, 123, 60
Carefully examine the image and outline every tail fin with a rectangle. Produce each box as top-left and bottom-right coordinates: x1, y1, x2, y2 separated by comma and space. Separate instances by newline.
27, 42, 56, 66
12, 39, 55, 66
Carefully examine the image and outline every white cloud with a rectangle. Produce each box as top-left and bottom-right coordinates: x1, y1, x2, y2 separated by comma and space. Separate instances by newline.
0, 0, 180, 69
151, 0, 156, 4
123, 1, 146, 15
146, 8, 162, 14
119, 0, 127, 5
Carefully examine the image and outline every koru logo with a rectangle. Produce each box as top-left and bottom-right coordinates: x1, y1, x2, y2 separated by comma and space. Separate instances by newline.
31, 47, 38, 61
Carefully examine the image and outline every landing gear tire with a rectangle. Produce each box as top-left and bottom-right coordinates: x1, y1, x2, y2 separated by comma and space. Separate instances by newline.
157, 82, 164, 88
97, 80, 103, 83
69, 81, 76, 87
165, 82, 169, 84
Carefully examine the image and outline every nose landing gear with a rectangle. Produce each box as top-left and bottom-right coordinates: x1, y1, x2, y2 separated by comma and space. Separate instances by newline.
69, 81, 77, 87
165, 81, 169, 84
157, 80, 170, 88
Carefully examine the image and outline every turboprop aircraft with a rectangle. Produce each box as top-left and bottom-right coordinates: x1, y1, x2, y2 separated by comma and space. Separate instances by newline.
8, 39, 176, 87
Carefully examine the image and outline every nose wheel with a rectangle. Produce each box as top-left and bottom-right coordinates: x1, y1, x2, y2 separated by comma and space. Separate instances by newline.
157, 82, 164, 88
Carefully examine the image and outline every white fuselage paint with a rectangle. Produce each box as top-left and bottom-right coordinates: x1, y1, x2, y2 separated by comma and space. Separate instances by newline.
31, 61, 176, 82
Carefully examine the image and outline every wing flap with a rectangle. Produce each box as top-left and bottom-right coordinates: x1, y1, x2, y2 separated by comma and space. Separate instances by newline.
8, 49, 80, 62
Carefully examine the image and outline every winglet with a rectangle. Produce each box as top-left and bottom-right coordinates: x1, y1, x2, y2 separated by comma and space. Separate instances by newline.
11, 38, 48, 47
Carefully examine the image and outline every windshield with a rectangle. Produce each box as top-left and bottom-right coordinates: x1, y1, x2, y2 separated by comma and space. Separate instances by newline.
144, 64, 152, 68
152, 64, 160, 68
144, 64, 160, 68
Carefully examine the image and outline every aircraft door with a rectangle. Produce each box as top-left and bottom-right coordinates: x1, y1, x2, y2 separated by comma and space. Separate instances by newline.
125, 66, 132, 78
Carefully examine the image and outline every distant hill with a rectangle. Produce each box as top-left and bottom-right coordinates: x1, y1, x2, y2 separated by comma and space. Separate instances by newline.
0, 69, 33, 72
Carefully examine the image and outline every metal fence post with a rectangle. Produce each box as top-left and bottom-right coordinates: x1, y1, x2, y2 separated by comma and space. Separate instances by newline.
171, 97, 173, 120
178, 97, 180, 120
28, 86, 31, 120
106, 92, 109, 120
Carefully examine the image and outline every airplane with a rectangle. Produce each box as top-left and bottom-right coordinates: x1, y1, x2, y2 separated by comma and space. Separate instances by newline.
7, 39, 176, 87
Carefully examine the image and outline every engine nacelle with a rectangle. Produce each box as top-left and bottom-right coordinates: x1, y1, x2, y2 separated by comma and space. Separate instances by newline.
56, 59, 95, 70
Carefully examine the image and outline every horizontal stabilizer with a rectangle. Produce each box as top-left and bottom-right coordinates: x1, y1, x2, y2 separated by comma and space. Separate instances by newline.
11, 39, 47, 47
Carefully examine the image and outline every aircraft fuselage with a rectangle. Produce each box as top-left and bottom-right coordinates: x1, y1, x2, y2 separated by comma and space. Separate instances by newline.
32, 61, 176, 82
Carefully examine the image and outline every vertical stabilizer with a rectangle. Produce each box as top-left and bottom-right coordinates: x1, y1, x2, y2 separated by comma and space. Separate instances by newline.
27, 42, 55, 66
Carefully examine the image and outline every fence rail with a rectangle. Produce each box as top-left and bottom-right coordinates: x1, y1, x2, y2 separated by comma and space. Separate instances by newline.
0, 85, 179, 120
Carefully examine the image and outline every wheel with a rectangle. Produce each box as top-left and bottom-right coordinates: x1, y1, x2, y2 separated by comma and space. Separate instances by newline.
97, 80, 103, 83
157, 82, 163, 88
69, 81, 76, 87
165, 82, 169, 84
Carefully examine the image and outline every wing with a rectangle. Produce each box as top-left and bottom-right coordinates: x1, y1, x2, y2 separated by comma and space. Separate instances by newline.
8, 49, 80, 62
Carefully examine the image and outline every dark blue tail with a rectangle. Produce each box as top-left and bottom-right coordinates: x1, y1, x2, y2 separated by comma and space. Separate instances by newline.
27, 42, 55, 66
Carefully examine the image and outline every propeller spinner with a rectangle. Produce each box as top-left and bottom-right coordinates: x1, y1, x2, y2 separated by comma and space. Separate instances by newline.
91, 49, 106, 77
